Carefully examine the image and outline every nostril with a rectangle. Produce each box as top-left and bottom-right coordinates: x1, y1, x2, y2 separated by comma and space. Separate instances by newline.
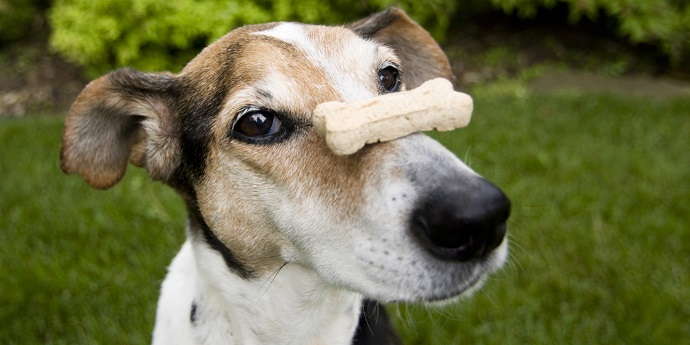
410, 178, 510, 262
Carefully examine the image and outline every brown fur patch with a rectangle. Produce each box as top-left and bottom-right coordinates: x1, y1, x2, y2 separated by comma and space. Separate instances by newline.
348, 7, 457, 90
61, 70, 178, 189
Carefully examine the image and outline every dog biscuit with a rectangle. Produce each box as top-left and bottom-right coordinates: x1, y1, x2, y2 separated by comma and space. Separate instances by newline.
313, 78, 473, 155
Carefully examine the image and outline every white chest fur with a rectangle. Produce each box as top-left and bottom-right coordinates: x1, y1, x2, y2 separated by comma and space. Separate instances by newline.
152, 240, 362, 345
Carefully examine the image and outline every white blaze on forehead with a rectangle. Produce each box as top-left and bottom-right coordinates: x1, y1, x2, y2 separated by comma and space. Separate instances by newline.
254, 23, 383, 101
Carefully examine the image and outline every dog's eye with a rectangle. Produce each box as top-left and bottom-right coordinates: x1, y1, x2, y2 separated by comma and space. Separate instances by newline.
378, 65, 401, 93
234, 110, 283, 138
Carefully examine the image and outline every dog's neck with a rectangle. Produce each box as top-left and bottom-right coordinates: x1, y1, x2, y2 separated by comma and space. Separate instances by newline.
186, 239, 363, 345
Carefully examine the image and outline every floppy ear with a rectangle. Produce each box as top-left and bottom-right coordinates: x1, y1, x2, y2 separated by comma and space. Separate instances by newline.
348, 7, 458, 90
60, 67, 180, 189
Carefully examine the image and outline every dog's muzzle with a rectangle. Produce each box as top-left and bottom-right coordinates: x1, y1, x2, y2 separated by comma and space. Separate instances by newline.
410, 177, 510, 261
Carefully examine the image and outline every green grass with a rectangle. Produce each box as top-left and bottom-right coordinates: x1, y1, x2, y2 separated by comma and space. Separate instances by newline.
1, 89, 689, 344
0, 116, 186, 344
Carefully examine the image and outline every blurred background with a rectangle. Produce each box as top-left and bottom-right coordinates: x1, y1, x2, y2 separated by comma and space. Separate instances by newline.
1, 0, 688, 344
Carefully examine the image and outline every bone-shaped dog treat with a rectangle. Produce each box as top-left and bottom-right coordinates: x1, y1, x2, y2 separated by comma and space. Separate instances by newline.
313, 78, 473, 155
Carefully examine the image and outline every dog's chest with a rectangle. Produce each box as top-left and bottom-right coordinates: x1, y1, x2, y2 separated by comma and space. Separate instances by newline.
189, 249, 363, 345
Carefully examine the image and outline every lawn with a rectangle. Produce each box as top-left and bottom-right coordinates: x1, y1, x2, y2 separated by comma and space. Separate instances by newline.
1, 87, 688, 344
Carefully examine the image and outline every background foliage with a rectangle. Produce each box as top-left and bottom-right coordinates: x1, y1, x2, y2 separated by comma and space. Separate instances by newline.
0, 0, 49, 43
491, 0, 690, 66
46, 0, 690, 77
48, 0, 457, 76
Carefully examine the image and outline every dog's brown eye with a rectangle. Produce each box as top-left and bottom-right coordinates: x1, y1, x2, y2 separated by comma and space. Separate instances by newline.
235, 111, 282, 138
378, 65, 400, 93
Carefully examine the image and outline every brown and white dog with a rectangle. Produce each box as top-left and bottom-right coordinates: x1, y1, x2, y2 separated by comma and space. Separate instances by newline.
60, 8, 510, 345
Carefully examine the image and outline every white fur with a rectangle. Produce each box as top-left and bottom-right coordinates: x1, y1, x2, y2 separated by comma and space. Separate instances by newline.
154, 238, 362, 345
153, 239, 197, 345
256, 23, 385, 101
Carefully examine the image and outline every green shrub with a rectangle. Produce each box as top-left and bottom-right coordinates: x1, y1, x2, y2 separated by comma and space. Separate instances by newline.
49, 0, 457, 76
49, 0, 690, 76
490, 0, 690, 66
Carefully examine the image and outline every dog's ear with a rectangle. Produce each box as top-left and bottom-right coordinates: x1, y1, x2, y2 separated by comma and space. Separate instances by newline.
348, 7, 457, 90
61, 67, 180, 189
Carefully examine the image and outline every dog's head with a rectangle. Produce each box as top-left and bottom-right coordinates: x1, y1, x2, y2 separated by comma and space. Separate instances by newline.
61, 8, 510, 303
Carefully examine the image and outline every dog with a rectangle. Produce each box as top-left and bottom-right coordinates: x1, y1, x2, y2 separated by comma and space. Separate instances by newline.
60, 8, 510, 345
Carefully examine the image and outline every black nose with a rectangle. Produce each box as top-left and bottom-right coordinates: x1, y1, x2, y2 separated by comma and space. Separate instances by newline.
410, 178, 511, 261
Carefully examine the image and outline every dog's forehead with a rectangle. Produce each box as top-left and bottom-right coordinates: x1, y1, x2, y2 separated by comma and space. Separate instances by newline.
201, 22, 401, 137
251, 22, 395, 101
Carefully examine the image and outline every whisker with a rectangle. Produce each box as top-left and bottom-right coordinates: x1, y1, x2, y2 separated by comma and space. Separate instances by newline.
257, 261, 289, 299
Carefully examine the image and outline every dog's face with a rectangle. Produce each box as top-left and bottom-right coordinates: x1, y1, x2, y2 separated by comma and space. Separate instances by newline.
61, 9, 510, 302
